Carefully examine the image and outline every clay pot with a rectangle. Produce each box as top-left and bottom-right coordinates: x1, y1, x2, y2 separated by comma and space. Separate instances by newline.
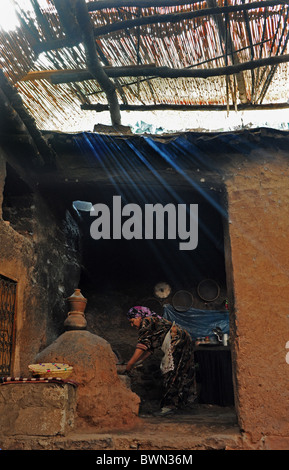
64, 311, 87, 330
64, 288, 87, 330
67, 288, 87, 314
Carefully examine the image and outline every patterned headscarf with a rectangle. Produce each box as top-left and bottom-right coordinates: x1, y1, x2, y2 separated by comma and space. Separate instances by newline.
127, 305, 161, 320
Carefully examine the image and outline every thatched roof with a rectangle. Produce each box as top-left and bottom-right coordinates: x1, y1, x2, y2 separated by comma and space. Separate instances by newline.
0, 0, 289, 132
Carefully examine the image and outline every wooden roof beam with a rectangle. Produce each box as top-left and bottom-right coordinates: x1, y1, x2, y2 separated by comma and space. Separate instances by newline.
24, 40, 270, 84
46, 53, 289, 81
80, 102, 289, 112
87, 0, 205, 10
20, 65, 156, 83
20, 52, 289, 86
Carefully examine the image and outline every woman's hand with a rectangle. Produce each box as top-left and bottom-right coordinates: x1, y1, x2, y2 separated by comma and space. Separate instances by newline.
116, 364, 127, 375
126, 347, 150, 373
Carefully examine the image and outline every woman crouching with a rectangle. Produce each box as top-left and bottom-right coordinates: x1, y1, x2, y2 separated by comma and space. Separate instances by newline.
125, 306, 196, 416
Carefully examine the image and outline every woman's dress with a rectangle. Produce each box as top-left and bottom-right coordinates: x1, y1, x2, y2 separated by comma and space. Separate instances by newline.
136, 316, 196, 408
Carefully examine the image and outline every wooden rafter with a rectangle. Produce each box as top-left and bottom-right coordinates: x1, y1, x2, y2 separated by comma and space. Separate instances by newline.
87, 0, 205, 10
20, 65, 156, 83
19, 51, 289, 97
33, 53, 289, 82
21, 39, 272, 83
80, 102, 289, 112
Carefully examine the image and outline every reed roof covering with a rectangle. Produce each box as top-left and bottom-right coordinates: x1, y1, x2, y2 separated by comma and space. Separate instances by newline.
1, 0, 289, 131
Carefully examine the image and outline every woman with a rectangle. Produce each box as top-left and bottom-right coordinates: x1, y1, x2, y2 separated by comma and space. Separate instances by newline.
125, 306, 196, 415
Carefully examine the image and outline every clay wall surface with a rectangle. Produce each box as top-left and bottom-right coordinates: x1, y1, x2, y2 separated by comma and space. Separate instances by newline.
0, 149, 82, 376
0, 382, 77, 436
225, 151, 289, 443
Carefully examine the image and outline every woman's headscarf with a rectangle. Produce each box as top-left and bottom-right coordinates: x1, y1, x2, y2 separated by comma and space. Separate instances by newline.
127, 305, 162, 320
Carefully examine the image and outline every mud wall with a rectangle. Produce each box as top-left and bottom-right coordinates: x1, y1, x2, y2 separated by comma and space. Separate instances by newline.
225, 151, 289, 445
0, 149, 82, 375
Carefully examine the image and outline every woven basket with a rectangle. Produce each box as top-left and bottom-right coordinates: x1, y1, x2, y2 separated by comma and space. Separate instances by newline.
28, 363, 73, 379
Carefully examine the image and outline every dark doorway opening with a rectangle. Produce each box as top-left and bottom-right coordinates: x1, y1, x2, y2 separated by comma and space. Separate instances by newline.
75, 183, 234, 412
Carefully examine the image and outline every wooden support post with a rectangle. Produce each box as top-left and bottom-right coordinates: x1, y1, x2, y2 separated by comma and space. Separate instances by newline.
74, 0, 121, 126
53, 0, 121, 126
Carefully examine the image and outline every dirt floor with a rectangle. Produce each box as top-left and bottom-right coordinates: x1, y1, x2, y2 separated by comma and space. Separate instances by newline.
0, 404, 242, 451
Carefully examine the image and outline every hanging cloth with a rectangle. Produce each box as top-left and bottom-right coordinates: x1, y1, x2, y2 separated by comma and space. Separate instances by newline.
160, 322, 175, 375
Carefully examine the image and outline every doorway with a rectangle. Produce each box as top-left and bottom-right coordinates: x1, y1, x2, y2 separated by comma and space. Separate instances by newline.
75, 182, 235, 412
